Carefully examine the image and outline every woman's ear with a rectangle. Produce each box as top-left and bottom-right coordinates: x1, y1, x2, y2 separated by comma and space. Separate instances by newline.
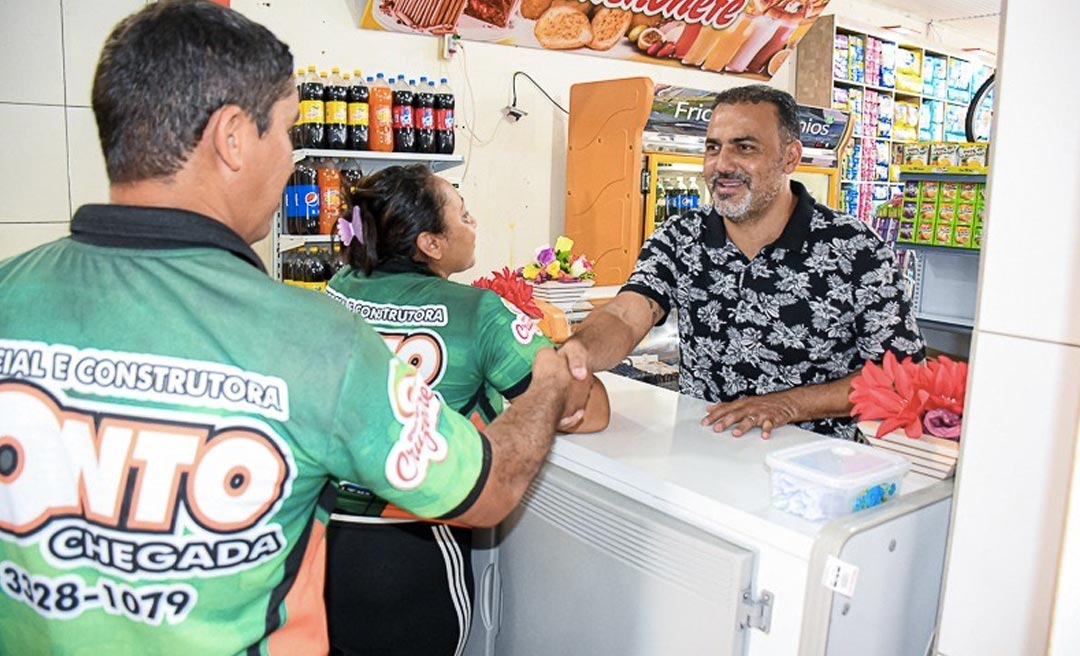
416, 231, 443, 261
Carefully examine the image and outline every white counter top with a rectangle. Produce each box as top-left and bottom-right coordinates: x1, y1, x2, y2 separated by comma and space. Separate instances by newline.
549, 373, 937, 560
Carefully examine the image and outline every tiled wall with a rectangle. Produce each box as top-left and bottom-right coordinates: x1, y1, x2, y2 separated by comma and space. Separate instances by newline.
0, 0, 146, 260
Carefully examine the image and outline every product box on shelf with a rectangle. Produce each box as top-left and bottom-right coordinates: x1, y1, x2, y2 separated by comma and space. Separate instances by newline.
958, 143, 988, 168
972, 223, 983, 249
903, 143, 930, 166
833, 34, 850, 80
953, 222, 973, 248
765, 440, 910, 521
920, 180, 940, 202
929, 143, 960, 167
895, 46, 922, 94
898, 220, 916, 243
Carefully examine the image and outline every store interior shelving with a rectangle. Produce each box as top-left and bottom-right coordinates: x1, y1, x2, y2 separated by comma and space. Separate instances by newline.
794, 14, 993, 221
273, 150, 464, 280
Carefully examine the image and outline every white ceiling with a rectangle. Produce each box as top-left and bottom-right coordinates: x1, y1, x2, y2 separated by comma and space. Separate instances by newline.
868, 0, 1002, 47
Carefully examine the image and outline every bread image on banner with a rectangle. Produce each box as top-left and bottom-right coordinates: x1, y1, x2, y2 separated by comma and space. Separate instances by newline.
588, 8, 632, 50
534, 6, 592, 49
520, 0, 553, 20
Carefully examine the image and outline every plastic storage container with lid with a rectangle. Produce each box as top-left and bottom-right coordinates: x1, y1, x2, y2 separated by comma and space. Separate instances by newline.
765, 440, 910, 521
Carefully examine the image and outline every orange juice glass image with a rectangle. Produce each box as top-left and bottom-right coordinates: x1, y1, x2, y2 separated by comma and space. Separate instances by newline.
698, 11, 757, 71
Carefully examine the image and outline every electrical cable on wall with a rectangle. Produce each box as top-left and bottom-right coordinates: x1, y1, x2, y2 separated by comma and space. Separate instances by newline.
510, 71, 569, 115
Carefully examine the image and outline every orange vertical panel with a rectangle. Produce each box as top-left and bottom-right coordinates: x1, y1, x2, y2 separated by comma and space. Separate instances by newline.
565, 78, 653, 286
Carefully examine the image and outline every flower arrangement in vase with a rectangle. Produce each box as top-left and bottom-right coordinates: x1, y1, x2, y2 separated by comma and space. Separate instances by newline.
849, 352, 969, 479
517, 236, 595, 311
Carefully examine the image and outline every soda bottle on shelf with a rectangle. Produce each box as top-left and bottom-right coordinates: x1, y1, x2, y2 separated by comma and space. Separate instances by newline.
434, 77, 455, 155
324, 68, 348, 150
284, 162, 320, 235
392, 75, 415, 153
306, 246, 332, 291
341, 167, 364, 201
665, 177, 682, 219
299, 66, 325, 149
347, 70, 369, 151
330, 243, 348, 275
369, 73, 394, 152
654, 178, 667, 224
291, 68, 305, 148
415, 80, 436, 154
317, 162, 344, 236
686, 176, 700, 209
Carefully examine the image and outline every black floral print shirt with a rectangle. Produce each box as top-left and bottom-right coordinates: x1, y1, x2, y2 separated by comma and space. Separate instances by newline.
623, 181, 925, 439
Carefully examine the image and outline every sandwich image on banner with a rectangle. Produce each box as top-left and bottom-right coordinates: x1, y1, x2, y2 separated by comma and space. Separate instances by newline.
360, 0, 832, 79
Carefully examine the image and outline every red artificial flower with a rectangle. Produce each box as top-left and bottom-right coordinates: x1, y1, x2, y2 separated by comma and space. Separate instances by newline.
849, 351, 968, 439
472, 267, 544, 318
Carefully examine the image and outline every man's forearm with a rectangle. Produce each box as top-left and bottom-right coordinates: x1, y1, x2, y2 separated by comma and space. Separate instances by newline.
565, 291, 663, 373
566, 309, 641, 372
455, 351, 588, 527
784, 372, 858, 422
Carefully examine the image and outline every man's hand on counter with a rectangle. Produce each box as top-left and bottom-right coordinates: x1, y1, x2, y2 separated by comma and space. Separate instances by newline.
701, 373, 859, 439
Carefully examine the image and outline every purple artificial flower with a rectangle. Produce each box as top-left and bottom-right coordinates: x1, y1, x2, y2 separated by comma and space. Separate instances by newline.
923, 408, 962, 439
536, 246, 556, 266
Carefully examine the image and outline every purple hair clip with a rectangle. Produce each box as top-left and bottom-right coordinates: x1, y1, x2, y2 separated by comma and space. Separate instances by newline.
338, 205, 364, 246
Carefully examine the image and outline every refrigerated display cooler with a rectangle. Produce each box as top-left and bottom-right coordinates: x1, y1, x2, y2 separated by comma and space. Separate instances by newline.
565, 77, 851, 286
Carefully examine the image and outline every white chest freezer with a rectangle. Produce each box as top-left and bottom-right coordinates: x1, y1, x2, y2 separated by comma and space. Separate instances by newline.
464, 373, 953, 656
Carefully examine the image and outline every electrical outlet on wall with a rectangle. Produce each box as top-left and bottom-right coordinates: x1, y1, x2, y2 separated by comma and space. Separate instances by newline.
439, 34, 459, 60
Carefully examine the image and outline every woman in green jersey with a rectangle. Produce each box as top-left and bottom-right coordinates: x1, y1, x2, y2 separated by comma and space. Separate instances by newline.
324, 164, 609, 656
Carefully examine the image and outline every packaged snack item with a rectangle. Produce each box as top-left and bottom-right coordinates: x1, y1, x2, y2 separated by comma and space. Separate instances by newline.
920, 201, 937, 221
903, 180, 920, 199
929, 142, 960, 167
953, 224, 972, 247
939, 182, 958, 202
902, 201, 918, 219
972, 224, 983, 249
975, 202, 986, 223
958, 142, 988, 167
902, 143, 930, 165
956, 203, 975, 225
934, 222, 954, 246
959, 182, 978, 202
937, 202, 956, 225
898, 221, 916, 242
916, 220, 935, 244
920, 181, 939, 202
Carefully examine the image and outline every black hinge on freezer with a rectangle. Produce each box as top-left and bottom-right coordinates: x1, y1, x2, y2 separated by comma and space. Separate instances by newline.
640, 169, 651, 195
738, 588, 773, 633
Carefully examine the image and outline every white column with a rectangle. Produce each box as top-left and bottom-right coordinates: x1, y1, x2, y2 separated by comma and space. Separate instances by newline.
936, 1, 1080, 655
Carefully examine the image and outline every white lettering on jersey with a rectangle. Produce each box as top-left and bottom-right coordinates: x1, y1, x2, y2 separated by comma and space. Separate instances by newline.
0, 379, 294, 581
0, 339, 289, 421
326, 289, 448, 327
384, 359, 449, 490
498, 298, 541, 345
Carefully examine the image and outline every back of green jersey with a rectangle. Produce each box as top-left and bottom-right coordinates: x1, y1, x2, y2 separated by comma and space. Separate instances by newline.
0, 239, 489, 655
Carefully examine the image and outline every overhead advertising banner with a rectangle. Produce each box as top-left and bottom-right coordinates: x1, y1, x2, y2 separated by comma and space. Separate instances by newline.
360, 0, 831, 78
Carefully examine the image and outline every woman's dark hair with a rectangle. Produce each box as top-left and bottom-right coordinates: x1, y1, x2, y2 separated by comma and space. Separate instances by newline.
347, 164, 449, 275
92, 0, 294, 184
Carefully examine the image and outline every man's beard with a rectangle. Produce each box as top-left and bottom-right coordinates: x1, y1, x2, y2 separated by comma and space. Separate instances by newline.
709, 161, 786, 224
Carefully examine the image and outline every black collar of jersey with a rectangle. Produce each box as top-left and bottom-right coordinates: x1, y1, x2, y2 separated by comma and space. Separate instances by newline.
704, 180, 819, 251
70, 204, 266, 274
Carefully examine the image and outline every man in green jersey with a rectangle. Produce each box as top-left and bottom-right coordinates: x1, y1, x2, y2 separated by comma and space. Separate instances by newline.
0, 2, 586, 655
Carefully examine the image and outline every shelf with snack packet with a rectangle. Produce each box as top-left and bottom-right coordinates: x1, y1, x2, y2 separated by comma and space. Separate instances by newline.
795, 14, 993, 224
